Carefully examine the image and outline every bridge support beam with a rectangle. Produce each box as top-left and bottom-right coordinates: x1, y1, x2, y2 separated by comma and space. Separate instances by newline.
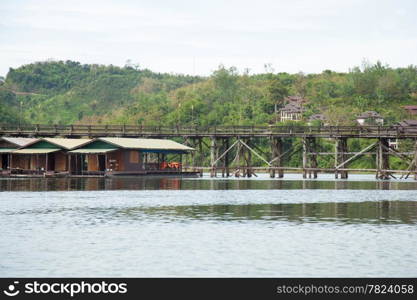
302, 137, 318, 179
335, 138, 348, 179
270, 137, 284, 178
221, 138, 231, 177
414, 140, 417, 180
210, 137, 218, 177
309, 138, 318, 179
245, 139, 252, 178
376, 138, 390, 180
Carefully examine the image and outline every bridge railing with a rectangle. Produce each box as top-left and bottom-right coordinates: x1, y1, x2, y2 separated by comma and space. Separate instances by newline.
0, 124, 415, 137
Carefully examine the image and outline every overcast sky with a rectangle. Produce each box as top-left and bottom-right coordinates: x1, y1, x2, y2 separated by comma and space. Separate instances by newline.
0, 0, 416, 76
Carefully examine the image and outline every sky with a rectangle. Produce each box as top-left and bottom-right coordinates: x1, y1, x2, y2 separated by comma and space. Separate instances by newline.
0, 0, 416, 77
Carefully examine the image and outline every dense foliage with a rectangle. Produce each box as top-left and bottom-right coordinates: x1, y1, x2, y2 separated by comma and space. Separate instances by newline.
1, 60, 417, 126
1, 60, 417, 168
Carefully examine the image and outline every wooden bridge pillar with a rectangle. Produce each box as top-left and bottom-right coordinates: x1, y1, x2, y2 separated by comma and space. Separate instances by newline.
309, 138, 318, 179
221, 138, 231, 177
270, 137, 284, 178
335, 138, 348, 179
302, 137, 318, 179
245, 139, 252, 178
376, 138, 390, 180
210, 137, 218, 177
302, 138, 308, 179
413, 140, 417, 180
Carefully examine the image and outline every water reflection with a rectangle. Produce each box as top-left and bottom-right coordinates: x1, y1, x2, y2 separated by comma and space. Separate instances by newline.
116, 201, 417, 225
1, 176, 417, 191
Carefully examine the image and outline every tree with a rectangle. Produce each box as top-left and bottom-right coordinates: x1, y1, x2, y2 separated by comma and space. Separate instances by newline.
268, 77, 288, 114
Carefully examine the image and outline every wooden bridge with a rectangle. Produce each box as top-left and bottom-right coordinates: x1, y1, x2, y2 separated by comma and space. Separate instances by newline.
1, 123, 417, 138
2, 123, 417, 180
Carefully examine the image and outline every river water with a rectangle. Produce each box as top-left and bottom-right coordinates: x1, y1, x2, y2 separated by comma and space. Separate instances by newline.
0, 174, 416, 277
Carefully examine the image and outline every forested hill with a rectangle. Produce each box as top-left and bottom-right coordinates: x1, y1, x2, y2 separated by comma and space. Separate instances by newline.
1, 60, 417, 126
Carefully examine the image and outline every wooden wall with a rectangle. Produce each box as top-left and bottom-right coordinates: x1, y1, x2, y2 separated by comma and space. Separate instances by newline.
10, 152, 68, 171
11, 155, 31, 169
107, 150, 124, 171
106, 150, 142, 171
55, 152, 67, 171
87, 154, 98, 171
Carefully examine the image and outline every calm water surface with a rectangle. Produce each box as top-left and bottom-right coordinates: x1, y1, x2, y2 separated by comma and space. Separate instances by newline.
0, 174, 416, 277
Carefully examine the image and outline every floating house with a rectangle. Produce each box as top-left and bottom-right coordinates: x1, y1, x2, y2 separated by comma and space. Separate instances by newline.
11, 138, 91, 175
68, 137, 195, 176
0, 137, 38, 174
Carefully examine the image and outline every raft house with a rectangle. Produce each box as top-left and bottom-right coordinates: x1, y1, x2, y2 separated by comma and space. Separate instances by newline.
0, 136, 198, 177
68, 137, 196, 176
9, 137, 92, 176
0, 137, 38, 175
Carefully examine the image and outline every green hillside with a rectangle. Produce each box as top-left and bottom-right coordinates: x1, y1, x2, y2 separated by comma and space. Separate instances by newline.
1, 60, 417, 168
1, 60, 416, 127
0, 60, 202, 124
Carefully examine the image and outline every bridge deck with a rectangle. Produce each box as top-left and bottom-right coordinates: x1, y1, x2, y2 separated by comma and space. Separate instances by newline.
1, 124, 417, 138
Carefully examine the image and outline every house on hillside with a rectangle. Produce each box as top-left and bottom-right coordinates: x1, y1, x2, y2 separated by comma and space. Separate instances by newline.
279, 96, 309, 122
0, 137, 38, 174
68, 137, 194, 176
280, 103, 304, 121
403, 105, 417, 116
285, 95, 309, 106
356, 111, 384, 125
389, 120, 417, 149
307, 114, 327, 125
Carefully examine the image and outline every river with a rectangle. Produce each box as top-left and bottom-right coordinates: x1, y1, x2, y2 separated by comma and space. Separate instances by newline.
0, 174, 416, 277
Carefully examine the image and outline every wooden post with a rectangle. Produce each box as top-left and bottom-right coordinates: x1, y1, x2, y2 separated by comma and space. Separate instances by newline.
68, 154, 72, 175
198, 138, 203, 167
334, 138, 339, 179
376, 138, 390, 180
221, 139, 225, 177
270, 137, 284, 178
210, 137, 217, 177
310, 137, 318, 179
225, 138, 230, 177
335, 138, 348, 179
302, 138, 307, 179
245, 138, 252, 178
414, 140, 417, 180
235, 141, 241, 177
341, 138, 348, 179
191, 138, 197, 167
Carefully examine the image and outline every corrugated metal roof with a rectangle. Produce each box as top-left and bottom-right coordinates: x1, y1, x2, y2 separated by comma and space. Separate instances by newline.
98, 137, 194, 151
13, 148, 60, 154
41, 138, 92, 150
69, 148, 116, 154
1, 137, 38, 147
